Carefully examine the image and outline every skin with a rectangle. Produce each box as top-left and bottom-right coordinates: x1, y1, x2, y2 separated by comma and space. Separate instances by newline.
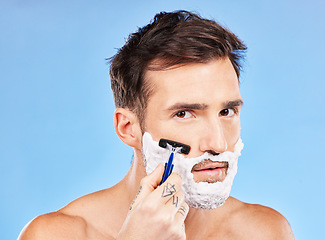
18, 57, 295, 240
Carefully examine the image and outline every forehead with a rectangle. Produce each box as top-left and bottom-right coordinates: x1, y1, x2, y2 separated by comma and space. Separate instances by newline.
145, 58, 241, 107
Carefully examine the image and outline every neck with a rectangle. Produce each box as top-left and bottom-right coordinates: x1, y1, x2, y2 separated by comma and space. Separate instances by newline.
121, 148, 147, 204
184, 199, 233, 238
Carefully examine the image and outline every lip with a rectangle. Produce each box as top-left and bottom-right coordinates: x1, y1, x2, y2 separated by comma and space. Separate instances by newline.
191, 160, 228, 182
191, 160, 228, 171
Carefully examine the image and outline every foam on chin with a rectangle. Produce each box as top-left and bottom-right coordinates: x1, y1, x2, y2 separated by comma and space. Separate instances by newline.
142, 132, 244, 210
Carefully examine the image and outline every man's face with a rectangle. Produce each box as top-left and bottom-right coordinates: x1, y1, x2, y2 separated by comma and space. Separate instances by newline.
143, 57, 243, 183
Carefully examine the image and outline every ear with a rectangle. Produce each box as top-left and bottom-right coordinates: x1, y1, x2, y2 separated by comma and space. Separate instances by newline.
114, 108, 142, 149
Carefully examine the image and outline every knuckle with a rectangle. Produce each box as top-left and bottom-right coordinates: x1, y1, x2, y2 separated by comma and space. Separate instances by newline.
160, 214, 172, 226
159, 218, 170, 229
141, 201, 157, 214
140, 176, 149, 186
170, 226, 184, 239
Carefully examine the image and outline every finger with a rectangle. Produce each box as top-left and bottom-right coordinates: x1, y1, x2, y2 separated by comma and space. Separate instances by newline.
147, 172, 182, 205
129, 164, 165, 211
175, 202, 189, 224
164, 190, 184, 214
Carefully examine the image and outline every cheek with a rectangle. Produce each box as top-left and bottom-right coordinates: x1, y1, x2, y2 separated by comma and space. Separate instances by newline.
148, 121, 195, 149
143, 107, 164, 140
223, 118, 241, 151
144, 116, 183, 144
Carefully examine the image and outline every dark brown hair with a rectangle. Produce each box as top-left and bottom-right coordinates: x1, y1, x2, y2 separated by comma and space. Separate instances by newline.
109, 10, 246, 128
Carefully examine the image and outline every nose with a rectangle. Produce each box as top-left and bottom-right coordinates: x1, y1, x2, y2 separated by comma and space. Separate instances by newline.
199, 118, 228, 154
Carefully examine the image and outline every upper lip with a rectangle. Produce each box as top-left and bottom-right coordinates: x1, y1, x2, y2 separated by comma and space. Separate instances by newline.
191, 160, 228, 171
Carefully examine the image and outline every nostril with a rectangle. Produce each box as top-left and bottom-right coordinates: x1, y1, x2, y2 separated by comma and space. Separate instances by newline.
207, 150, 220, 156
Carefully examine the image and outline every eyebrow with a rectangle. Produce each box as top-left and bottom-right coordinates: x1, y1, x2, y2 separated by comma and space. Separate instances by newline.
223, 99, 244, 109
166, 103, 208, 111
166, 99, 243, 112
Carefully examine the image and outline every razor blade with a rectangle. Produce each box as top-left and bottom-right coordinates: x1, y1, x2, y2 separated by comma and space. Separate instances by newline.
158, 138, 190, 185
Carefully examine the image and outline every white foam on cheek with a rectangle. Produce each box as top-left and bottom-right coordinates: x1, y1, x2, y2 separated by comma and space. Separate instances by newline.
142, 132, 244, 210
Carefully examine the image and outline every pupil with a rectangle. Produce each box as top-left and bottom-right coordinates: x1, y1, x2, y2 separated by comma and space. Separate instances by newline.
178, 111, 185, 118
222, 109, 229, 116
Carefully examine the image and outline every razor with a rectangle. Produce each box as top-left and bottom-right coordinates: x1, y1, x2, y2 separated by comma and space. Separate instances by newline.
158, 138, 191, 185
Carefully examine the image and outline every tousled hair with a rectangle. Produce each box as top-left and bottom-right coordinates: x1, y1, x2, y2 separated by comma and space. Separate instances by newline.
109, 10, 247, 129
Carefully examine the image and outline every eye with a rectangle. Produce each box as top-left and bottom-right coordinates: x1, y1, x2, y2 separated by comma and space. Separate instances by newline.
219, 108, 237, 117
174, 110, 193, 119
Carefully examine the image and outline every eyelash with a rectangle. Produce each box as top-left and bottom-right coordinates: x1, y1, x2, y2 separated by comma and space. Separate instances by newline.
173, 110, 193, 119
172, 107, 239, 119
219, 107, 239, 117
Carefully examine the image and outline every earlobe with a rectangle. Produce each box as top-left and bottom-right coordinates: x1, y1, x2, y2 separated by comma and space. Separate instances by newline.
114, 108, 142, 149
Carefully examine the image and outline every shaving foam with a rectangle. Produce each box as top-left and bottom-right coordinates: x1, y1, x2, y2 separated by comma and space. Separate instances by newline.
142, 132, 244, 210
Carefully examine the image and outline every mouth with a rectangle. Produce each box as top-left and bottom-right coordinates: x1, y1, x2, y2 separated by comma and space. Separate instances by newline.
191, 160, 228, 183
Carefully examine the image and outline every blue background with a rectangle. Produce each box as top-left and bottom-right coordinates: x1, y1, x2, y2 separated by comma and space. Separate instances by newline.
1, 0, 324, 239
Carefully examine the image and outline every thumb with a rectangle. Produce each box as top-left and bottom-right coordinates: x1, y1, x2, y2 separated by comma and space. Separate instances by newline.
128, 164, 164, 212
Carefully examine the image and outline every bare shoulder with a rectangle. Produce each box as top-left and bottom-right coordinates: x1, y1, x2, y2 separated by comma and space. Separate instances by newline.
244, 203, 294, 238
228, 198, 295, 239
18, 211, 88, 240
19, 186, 124, 240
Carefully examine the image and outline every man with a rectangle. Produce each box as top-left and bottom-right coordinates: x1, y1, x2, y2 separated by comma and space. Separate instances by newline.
19, 10, 294, 239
